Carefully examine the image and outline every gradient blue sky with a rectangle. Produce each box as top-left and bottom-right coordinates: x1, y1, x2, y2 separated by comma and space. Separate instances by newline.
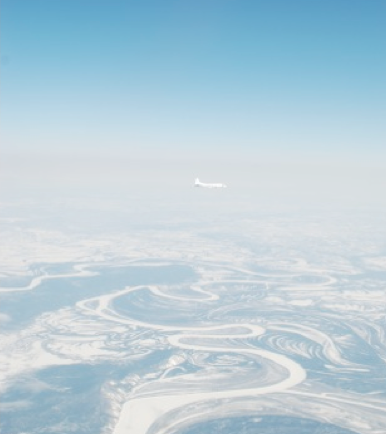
2, 0, 385, 162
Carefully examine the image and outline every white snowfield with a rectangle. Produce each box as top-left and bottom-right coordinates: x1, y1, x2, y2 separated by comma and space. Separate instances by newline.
2, 216, 386, 434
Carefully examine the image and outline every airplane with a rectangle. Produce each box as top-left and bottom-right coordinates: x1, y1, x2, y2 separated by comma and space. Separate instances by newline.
194, 178, 227, 188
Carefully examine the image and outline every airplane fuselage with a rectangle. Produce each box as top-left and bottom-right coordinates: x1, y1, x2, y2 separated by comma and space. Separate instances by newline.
194, 178, 227, 188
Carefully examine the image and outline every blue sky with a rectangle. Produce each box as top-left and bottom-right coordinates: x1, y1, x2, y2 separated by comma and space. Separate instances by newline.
2, 0, 385, 161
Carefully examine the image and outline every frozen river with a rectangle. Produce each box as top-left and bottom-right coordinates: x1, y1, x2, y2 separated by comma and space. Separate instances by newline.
1, 196, 386, 434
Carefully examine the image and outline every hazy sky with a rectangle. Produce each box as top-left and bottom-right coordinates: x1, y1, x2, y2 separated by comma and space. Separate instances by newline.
2, 0, 385, 157
1, 1, 386, 207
